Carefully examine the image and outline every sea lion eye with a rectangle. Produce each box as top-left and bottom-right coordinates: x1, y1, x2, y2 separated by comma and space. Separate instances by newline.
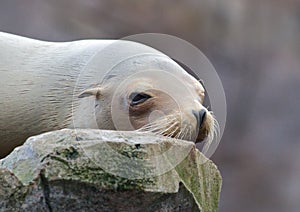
129, 92, 152, 106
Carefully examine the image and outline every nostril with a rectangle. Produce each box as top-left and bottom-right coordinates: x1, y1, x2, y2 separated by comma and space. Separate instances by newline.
199, 109, 206, 128
192, 109, 206, 128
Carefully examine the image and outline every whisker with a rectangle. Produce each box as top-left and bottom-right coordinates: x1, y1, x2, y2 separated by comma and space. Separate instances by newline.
202, 114, 220, 154
137, 114, 177, 131
177, 125, 187, 140
137, 114, 179, 133
158, 122, 178, 135
165, 126, 179, 138
137, 120, 169, 131
182, 126, 188, 139
137, 119, 167, 130
187, 126, 193, 141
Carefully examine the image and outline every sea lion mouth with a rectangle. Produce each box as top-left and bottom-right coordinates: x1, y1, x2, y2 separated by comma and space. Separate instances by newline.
136, 110, 219, 149
196, 111, 220, 152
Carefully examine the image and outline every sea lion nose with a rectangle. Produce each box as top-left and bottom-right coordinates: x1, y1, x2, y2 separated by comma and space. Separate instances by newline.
192, 109, 207, 128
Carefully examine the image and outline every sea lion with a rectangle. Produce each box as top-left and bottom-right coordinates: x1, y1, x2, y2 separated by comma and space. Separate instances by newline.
0, 32, 218, 158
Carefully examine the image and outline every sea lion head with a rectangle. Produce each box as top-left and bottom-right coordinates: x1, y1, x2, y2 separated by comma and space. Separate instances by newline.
78, 54, 219, 147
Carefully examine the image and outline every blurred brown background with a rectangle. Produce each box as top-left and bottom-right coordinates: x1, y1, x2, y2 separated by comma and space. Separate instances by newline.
1, 0, 299, 211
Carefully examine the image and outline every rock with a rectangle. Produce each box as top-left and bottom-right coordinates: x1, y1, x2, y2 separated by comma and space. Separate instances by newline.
0, 129, 222, 211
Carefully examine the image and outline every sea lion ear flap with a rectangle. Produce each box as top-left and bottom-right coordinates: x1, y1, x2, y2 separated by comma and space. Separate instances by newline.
78, 87, 101, 98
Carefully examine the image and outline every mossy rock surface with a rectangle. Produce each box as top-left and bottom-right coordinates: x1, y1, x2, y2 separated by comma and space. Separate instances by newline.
0, 129, 221, 211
